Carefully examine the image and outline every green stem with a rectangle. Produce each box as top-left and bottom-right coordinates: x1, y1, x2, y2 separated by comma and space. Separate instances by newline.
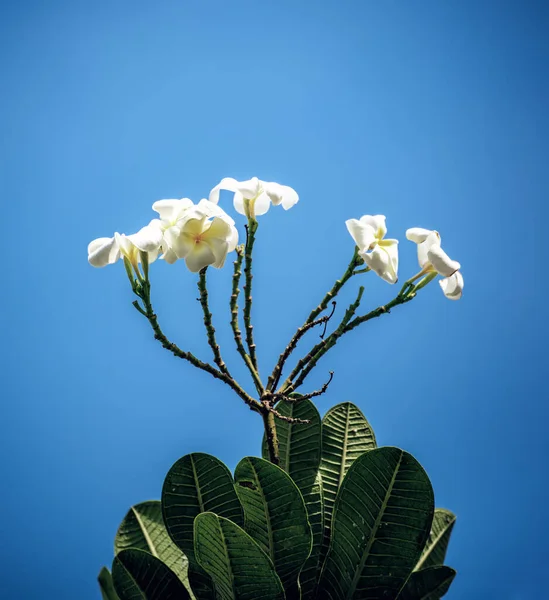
266, 314, 332, 392
281, 286, 365, 394
243, 218, 261, 383
136, 280, 261, 413
304, 247, 363, 325
230, 245, 264, 394
262, 409, 280, 465
198, 268, 230, 376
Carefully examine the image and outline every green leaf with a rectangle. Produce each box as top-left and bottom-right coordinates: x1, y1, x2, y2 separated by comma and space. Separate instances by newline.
261, 398, 323, 600
261, 398, 322, 479
161, 453, 244, 563
398, 566, 456, 600
234, 456, 312, 596
415, 509, 456, 571
112, 548, 191, 600
319, 402, 377, 561
297, 471, 324, 600
194, 512, 285, 600
98, 567, 120, 600
114, 501, 190, 589
319, 447, 434, 600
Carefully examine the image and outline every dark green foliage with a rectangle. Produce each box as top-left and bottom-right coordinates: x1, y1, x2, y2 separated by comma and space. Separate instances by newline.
99, 403, 457, 600
112, 549, 191, 600
98, 567, 120, 600
319, 402, 377, 554
114, 501, 190, 590
415, 509, 456, 571
319, 447, 434, 599
194, 512, 285, 600
399, 566, 456, 600
234, 456, 312, 596
161, 453, 244, 562
261, 399, 323, 600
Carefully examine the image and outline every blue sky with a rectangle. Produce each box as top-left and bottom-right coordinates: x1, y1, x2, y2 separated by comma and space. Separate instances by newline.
2, 0, 548, 598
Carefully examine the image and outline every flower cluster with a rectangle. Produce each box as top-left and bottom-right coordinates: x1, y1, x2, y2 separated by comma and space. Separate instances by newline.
406, 228, 464, 300
88, 176, 462, 300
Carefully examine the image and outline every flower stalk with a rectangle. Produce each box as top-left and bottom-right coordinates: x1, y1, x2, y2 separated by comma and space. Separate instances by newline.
198, 267, 230, 376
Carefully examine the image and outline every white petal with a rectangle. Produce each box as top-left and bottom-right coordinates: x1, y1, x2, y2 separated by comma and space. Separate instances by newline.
345, 219, 377, 251
88, 236, 120, 267
114, 233, 137, 264
233, 191, 246, 215
406, 227, 436, 244
440, 271, 464, 300
195, 199, 235, 225
253, 191, 271, 216
417, 232, 441, 269
361, 246, 397, 284
209, 177, 260, 204
152, 199, 193, 221
128, 224, 163, 253
203, 216, 232, 241
360, 215, 387, 239
185, 243, 216, 272
263, 182, 299, 210
379, 240, 399, 282
427, 245, 461, 277
161, 248, 179, 264
164, 226, 194, 259
206, 237, 230, 268
227, 225, 239, 252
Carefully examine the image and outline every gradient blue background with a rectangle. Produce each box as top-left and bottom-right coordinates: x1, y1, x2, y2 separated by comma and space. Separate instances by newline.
2, 1, 547, 598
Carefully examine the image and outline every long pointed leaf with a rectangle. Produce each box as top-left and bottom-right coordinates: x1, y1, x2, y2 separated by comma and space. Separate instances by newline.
234, 456, 312, 596
114, 500, 190, 591
398, 566, 456, 600
194, 512, 285, 600
319, 402, 376, 564
98, 567, 120, 600
319, 447, 434, 600
112, 548, 191, 600
415, 509, 456, 571
261, 398, 323, 600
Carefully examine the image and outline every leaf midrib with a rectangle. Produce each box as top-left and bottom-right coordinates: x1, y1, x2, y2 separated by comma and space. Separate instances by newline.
191, 456, 205, 513
415, 516, 454, 571
337, 404, 351, 488
131, 507, 159, 558
251, 460, 275, 563
347, 450, 404, 599
283, 405, 293, 475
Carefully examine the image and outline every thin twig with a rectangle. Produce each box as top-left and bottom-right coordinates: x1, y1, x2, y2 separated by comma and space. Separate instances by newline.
320, 302, 337, 339
280, 286, 364, 393
285, 286, 417, 394
266, 405, 311, 424
266, 311, 335, 392
291, 371, 334, 401
198, 268, 230, 376
230, 245, 264, 394
280, 286, 365, 393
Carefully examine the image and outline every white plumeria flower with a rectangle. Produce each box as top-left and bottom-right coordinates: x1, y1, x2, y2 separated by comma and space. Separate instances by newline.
150, 198, 239, 267
345, 215, 399, 284
163, 214, 237, 272
406, 227, 463, 300
88, 224, 163, 269
209, 177, 299, 218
